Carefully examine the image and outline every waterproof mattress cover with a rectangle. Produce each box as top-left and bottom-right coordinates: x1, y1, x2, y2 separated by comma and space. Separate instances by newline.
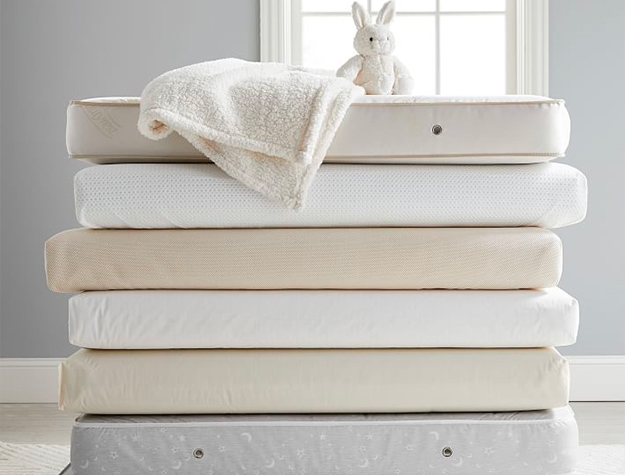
67, 95, 571, 164
45, 227, 563, 292
69, 288, 579, 349
69, 407, 578, 475
58, 347, 569, 414
74, 163, 587, 229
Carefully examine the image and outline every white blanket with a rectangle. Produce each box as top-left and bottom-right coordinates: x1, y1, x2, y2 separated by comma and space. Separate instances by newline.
138, 59, 363, 208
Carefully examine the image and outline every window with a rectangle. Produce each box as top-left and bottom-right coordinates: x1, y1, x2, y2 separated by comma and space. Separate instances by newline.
260, 0, 548, 95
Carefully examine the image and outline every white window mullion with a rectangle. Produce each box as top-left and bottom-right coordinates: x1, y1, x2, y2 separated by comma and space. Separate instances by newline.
506, 0, 518, 94
260, 0, 294, 64
516, 0, 549, 96
290, 0, 302, 65
435, 0, 441, 95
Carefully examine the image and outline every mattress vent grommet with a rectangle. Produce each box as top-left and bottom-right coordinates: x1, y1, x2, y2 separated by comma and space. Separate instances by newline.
442, 447, 453, 458
193, 448, 204, 459
432, 124, 443, 135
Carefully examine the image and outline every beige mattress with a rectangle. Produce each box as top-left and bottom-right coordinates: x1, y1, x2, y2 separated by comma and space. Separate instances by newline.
45, 228, 562, 292
67, 96, 571, 164
59, 347, 569, 414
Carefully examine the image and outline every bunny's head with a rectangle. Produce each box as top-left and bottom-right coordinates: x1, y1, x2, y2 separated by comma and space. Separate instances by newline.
351, 1, 396, 57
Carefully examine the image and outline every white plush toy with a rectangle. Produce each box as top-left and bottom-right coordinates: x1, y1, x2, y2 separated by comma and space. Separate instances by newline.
337, 0, 413, 95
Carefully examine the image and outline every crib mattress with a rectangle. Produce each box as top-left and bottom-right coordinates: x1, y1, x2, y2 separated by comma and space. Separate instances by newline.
58, 347, 569, 414
67, 95, 570, 164
69, 288, 579, 349
74, 163, 587, 229
45, 227, 562, 292
69, 407, 578, 475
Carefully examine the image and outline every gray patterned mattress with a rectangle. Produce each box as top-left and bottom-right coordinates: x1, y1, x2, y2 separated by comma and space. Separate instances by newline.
70, 407, 578, 475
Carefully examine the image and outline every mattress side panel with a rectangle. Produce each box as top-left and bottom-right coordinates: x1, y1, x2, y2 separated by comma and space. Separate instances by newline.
66, 101, 200, 159
59, 347, 569, 414
67, 98, 571, 163
70, 407, 578, 475
68, 288, 579, 349
327, 101, 571, 159
45, 228, 563, 292
73, 163, 588, 230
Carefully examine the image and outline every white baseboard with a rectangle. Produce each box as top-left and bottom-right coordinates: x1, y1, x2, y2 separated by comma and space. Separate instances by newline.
567, 355, 625, 401
0, 358, 62, 403
1, 356, 624, 404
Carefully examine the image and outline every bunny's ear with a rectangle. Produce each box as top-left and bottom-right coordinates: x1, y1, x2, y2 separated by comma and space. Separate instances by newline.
376, 0, 396, 25
351, 2, 370, 29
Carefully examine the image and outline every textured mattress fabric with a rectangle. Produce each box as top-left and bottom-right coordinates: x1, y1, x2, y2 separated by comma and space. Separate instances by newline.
74, 163, 587, 229
70, 407, 579, 475
67, 95, 570, 164
45, 227, 562, 292
69, 288, 579, 349
58, 347, 569, 414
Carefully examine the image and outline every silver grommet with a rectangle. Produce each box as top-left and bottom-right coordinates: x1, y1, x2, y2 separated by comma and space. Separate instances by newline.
193, 448, 204, 459
442, 447, 453, 457
432, 124, 443, 135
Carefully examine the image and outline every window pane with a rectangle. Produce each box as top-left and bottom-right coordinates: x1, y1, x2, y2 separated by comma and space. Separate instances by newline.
440, 14, 506, 94
440, 0, 506, 12
371, 0, 436, 12
301, 0, 353, 13
393, 15, 437, 94
302, 16, 357, 71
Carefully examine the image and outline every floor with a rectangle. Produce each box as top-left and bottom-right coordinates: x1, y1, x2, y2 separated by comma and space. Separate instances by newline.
0, 402, 624, 446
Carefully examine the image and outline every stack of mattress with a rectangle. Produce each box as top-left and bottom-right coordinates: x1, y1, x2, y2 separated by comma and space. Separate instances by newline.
49, 95, 586, 475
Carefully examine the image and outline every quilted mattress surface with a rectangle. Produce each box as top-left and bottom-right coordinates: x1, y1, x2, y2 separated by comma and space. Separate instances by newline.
67, 95, 570, 164
59, 348, 569, 414
45, 227, 562, 292
69, 288, 579, 349
74, 163, 587, 229
69, 407, 578, 475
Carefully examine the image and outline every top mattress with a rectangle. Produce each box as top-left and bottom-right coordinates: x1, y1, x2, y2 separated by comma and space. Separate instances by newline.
67, 95, 571, 164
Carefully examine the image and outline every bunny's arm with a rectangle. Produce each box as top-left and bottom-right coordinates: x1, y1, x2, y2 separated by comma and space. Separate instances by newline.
392, 57, 414, 95
337, 55, 364, 82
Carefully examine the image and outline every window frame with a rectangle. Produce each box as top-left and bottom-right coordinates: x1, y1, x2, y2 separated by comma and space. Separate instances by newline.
260, 0, 549, 96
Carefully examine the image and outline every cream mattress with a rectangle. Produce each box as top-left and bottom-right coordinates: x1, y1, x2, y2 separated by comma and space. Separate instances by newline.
67, 95, 570, 164
45, 227, 562, 292
69, 288, 579, 349
69, 408, 578, 475
59, 347, 569, 414
74, 163, 587, 229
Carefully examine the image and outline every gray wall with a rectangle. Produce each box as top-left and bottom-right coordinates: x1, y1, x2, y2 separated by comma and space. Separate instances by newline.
0, 0, 259, 357
0, 0, 623, 357
550, 0, 625, 356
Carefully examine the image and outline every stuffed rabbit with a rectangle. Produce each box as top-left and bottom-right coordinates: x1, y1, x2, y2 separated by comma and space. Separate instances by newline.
337, 1, 413, 95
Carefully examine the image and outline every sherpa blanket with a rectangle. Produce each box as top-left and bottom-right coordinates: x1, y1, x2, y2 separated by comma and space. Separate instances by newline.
138, 59, 363, 208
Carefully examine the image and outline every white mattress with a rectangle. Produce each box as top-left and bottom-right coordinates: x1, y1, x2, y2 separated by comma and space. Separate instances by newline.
69, 288, 579, 349
67, 95, 571, 164
74, 163, 587, 229
58, 348, 569, 414
69, 407, 579, 475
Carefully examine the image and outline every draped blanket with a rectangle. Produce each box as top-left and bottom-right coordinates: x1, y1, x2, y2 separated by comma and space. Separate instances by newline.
138, 59, 362, 208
